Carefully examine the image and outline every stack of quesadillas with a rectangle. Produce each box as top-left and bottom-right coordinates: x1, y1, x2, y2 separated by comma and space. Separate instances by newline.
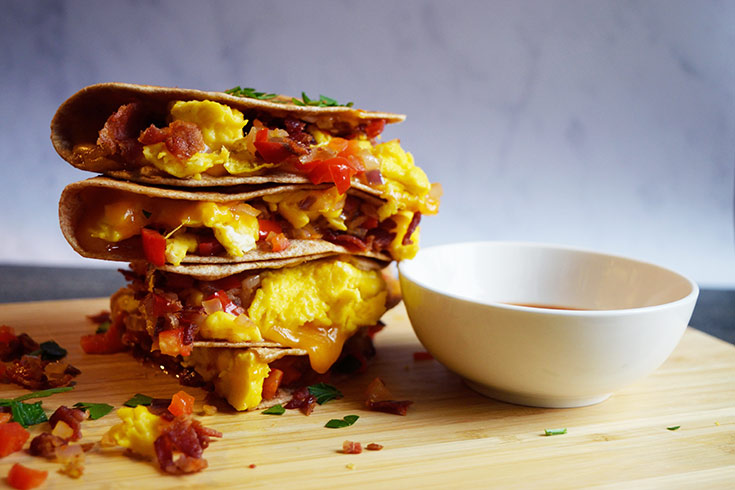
52, 83, 440, 410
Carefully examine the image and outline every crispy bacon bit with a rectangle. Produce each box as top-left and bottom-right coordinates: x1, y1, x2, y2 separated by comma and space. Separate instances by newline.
365, 377, 413, 416
4, 355, 80, 390
153, 415, 222, 474
147, 398, 175, 422
29, 432, 67, 458
1, 333, 39, 362
49, 406, 88, 442
402, 212, 422, 245
342, 440, 363, 454
284, 386, 318, 415
365, 228, 396, 253
366, 443, 384, 451
323, 231, 368, 252
98, 102, 145, 164
139, 120, 206, 161
284, 117, 316, 147
86, 311, 111, 324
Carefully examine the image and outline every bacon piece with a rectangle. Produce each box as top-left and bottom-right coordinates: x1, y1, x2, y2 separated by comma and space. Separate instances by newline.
86, 311, 111, 324
366, 228, 396, 253
153, 415, 222, 474
365, 399, 413, 416
29, 433, 67, 458
49, 406, 88, 442
284, 386, 318, 415
283, 117, 315, 147
139, 120, 205, 161
402, 212, 422, 246
342, 441, 362, 454
97, 102, 145, 164
323, 231, 368, 252
366, 443, 384, 451
1, 333, 39, 362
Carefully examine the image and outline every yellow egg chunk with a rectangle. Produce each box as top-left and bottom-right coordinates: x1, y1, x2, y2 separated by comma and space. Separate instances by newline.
102, 406, 167, 459
165, 232, 198, 266
199, 311, 263, 342
142, 142, 227, 179
263, 187, 346, 231
89, 199, 145, 242
170, 100, 247, 148
248, 259, 387, 373
183, 349, 269, 411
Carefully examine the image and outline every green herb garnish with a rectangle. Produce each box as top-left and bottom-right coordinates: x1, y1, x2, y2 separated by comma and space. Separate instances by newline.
262, 404, 285, 415
142, 209, 152, 219
325, 414, 359, 428
95, 320, 111, 334
73, 402, 114, 420
291, 91, 354, 108
544, 428, 567, 436
0, 386, 75, 427
225, 86, 279, 100
667, 425, 681, 431
29, 340, 67, 361
123, 393, 153, 407
308, 383, 343, 405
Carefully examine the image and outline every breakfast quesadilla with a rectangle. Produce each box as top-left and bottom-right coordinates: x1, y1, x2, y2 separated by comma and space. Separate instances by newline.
96, 256, 397, 411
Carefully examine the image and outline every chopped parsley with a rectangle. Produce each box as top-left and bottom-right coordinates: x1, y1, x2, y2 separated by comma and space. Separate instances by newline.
95, 320, 111, 334
142, 209, 152, 219
0, 386, 74, 427
667, 425, 681, 431
308, 383, 343, 405
225, 86, 353, 107
292, 92, 354, 108
544, 428, 567, 436
73, 402, 114, 420
325, 415, 359, 428
123, 393, 153, 407
29, 340, 67, 361
262, 404, 285, 415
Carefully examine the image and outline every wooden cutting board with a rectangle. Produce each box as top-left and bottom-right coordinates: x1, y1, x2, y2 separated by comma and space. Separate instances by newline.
0, 298, 733, 489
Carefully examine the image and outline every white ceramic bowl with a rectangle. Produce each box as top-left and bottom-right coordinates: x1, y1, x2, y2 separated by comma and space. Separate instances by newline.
398, 242, 699, 408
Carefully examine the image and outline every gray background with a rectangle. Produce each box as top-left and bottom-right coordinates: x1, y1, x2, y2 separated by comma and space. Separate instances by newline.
2, 0, 733, 287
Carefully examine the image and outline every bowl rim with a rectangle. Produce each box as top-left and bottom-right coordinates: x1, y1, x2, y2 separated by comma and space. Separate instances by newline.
398, 241, 700, 316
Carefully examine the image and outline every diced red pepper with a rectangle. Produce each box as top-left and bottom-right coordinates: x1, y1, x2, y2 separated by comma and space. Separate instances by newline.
7, 463, 47, 490
0, 325, 16, 343
141, 228, 167, 267
206, 290, 240, 315
197, 236, 224, 256
257, 219, 283, 241
254, 128, 294, 163
365, 119, 386, 139
0, 413, 11, 425
158, 329, 192, 357
262, 368, 284, 400
306, 157, 360, 194
266, 232, 290, 253
0, 422, 30, 458
80, 315, 126, 354
168, 391, 195, 417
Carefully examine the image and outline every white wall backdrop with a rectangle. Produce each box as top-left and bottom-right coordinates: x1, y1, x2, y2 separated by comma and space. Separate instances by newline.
1, 0, 733, 287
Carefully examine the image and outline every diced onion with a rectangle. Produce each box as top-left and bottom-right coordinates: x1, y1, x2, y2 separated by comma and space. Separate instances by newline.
232, 202, 261, 217
52, 421, 74, 440
202, 297, 223, 315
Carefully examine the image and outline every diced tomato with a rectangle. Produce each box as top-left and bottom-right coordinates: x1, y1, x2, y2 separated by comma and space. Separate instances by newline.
258, 219, 283, 241
365, 119, 386, 139
197, 236, 224, 256
306, 157, 360, 194
168, 391, 195, 417
254, 129, 294, 163
158, 329, 192, 357
80, 315, 126, 354
0, 422, 30, 458
266, 232, 290, 253
0, 413, 11, 424
0, 325, 16, 343
7, 463, 47, 490
141, 228, 167, 267
206, 290, 239, 315
262, 368, 284, 400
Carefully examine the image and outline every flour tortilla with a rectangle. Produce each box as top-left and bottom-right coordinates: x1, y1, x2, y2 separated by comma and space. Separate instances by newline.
51, 82, 404, 186
59, 176, 391, 277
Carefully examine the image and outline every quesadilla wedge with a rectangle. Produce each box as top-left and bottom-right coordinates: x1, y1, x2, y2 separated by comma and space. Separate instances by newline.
50, 82, 441, 215
59, 176, 430, 269
91, 256, 397, 411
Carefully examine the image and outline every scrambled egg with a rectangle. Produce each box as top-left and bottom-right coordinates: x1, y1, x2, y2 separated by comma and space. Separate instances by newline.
102, 406, 167, 459
183, 349, 269, 411
199, 311, 263, 343
262, 187, 346, 231
83, 189, 259, 265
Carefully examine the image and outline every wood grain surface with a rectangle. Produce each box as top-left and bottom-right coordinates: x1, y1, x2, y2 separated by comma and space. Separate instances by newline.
0, 298, 733, 489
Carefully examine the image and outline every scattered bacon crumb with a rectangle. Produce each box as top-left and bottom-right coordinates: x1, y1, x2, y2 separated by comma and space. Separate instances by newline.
284, 386, 318, 415
365, 377, 413, 416
49, 406, 88, 442
413, 351, 434, 361
342, 440, 363, 454
366, 443, 383, 451
153, 415, 223, 474
29, 433, 66, 458
248, 464, 256, 469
